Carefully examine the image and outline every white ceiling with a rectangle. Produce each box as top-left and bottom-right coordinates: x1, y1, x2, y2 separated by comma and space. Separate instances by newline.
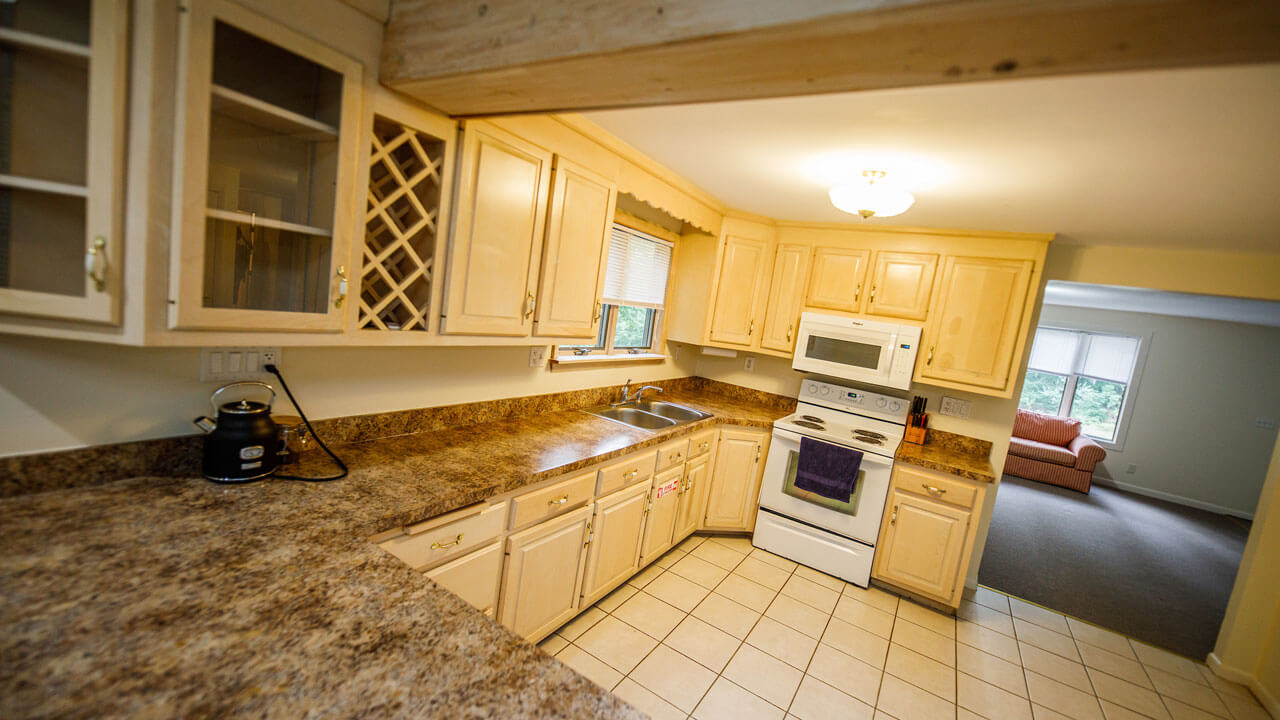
584, 64, 1280, 251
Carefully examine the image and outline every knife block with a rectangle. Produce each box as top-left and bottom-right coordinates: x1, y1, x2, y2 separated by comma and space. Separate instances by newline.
904, 414, 928, 445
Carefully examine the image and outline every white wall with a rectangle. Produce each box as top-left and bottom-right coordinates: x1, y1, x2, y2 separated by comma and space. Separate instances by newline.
0, 336, 699, 458
1038, 304, 1280, 517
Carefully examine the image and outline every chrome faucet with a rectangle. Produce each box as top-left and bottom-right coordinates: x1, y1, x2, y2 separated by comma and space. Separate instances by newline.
615, 378, 664, 405
633, 385, 664, 403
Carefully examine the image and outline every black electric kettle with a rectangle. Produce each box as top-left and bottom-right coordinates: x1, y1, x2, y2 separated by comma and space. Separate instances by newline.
194, 382, 280, 483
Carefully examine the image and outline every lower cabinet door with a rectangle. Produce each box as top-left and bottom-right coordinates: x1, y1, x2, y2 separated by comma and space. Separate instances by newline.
425, 541, 503, 616
673, 455, 710, 541
579, 479, 650, 605
638, 465, 684, 566
498, 505, 591, 641
703, 428, 766, 531
874, 489, 970, 601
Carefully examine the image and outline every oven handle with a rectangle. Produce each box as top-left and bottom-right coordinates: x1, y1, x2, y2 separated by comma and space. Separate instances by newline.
769, 428, 897, 470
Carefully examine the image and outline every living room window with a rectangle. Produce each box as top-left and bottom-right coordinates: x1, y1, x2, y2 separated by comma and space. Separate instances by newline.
557, 223, 672, 361
1018, 327, 1147, 447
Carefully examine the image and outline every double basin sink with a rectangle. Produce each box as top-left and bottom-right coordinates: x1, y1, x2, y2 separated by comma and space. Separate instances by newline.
586, 400, 712, 430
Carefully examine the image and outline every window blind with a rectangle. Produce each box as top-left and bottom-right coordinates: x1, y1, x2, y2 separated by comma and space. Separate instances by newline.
1080, 334, 1139, 382
1027, 327, 1139, 381
1027, 328, 1081, 374
602, 224, 673, 309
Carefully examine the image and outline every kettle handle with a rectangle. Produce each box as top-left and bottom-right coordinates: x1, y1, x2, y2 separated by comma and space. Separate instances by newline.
211, 381, 277, 415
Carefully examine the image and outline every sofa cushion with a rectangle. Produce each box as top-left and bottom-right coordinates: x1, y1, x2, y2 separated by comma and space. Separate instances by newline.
1009, 437, 1078, 467
1014, 409, 1082, 446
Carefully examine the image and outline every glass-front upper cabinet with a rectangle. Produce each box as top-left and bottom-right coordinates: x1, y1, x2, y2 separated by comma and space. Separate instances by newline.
170, 0, 361, 331
0, 0, 126, 323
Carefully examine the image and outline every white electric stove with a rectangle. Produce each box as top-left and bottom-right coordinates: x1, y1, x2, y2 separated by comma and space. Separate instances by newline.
752, 378, 908, 587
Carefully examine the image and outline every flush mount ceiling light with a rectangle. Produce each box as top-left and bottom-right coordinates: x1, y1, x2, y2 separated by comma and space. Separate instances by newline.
829, 170, 915, 219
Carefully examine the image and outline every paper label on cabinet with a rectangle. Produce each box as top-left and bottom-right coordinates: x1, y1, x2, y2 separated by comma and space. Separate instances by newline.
657, 478, 680, 499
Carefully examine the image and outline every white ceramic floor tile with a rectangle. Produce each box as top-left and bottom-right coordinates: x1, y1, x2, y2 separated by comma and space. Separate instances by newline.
694, 590, 762, 639
1068, 617, 1137, 659
1025, 669, 1105, 720
876, 672, 956, 720
972, 586, 1012, 614
656, 547, 686, 569
559, 606, 608, 641
556, 644, 623, 691
694, 677, 786, 720
1076, 641, 1152, 689
693, 540, 750, 570
806, 642, 884, 706
1010, 596, 1072, 636
891, 618, 955, 667
612, 677, 688, 720
1099, 698, 1156, 720
834, 595, 896, 639
896, 600, 956, 639
822, 616, 891, 669
1020, 641, 1093, 693
780, 574, 841, 614
708, 535, 756, 555
884, 643, 955, 702
1131, 643, 1207, 685
613, 589, 687, 639
630, 643, 719, 713
765, 593, 832, 639
723, 643, 804, 709
665, 615, 743, 673
1161, 697, 1224, 720
671, 553, 733, 589
960, 599, 1017, 637
959, 619, 1021, 661
1146, 666, 1229, 716
677, 534, 708, 553
958, 670, 1034, 720
575, 615, 659, 674
843, 584, 900, 615
735, 556, 793, 590
957, 642, 1028, 698
1086, 667, 1170, 720
595, 583, 639, 613
1219, 691, 1272, 720
646, 569, 712, 612
1015, 618, 1081, 662
1034, 702, 1078, 720
747, 615, 820, 670
793, 564, 845, 592
629, 563, 666, 589
718, 573, 779, 612
538, 633, 569, 656
1197, 665, 1252, 701
750, 547, 799, 571
788, 675, 875, 720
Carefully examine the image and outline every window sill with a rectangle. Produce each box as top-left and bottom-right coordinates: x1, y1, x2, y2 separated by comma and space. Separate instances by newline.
551, 352, 667, 367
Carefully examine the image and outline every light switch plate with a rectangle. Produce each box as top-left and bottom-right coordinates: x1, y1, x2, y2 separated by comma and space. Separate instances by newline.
529, 346, 548, 368
744, 357, 755, 372
201, 347, 280, 382
938, 396, 971, 418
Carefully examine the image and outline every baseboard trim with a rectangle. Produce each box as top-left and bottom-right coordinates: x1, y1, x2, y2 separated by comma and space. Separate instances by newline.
1091, 477, 1255, 520
1207, 653, 1280, 719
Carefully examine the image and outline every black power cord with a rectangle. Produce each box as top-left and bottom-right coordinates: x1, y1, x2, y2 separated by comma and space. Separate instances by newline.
264, 363, 349, 482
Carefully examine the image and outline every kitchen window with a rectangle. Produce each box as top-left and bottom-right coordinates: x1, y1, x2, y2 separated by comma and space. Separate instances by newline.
558, 224, 673, 361
1018, 327, 1148, 449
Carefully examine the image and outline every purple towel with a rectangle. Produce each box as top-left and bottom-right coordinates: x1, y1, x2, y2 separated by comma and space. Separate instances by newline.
794, 436, 863, 501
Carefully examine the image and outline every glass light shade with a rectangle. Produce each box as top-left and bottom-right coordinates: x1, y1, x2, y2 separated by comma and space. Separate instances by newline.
829, 181, 915, 218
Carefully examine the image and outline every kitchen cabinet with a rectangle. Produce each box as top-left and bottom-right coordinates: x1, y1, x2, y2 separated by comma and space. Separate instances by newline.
440, 120, 552, 336
498, 504, 592, 641
533, 156, 616, 338
872, 463, 987, 607
674, 454, 711, 542
425, 541, 503, 616
0, 0, 126, 324
638, 465, 684, 566
579, 479, 650, 605
917, 256, 1034, 395
805, 246, 870, 314
703, 427, 769, 532
707, 233, 772, 346
170, 0, 363, 331
759, 243, 811, 353
864, 251, 937, 321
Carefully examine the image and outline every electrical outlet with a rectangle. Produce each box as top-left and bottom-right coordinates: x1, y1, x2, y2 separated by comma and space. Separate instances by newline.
201, 347, 281, 382
1126, 463, 1138, 474
938, 396, 971, 418
1256, 417, 1277, 430
744, 357, 755, 372
528, 346, 548, 368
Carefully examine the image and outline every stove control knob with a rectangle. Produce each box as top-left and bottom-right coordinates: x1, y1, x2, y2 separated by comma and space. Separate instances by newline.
876, 397, 888, 408
807, 385, 818, 394
889, 400, 902, 412
820, 386, 830, 396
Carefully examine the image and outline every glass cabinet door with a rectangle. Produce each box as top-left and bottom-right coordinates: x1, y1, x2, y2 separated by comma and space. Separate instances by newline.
171, 0, 361, 331
0, 0, 125, 323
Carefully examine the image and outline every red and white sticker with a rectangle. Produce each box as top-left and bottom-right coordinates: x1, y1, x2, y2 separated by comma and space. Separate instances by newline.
656, 478, 681, 499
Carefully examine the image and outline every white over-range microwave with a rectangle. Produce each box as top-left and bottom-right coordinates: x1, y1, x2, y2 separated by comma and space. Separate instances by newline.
792, 313, 922, 390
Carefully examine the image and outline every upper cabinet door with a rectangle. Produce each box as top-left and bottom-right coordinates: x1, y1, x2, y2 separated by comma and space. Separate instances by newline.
865, 251, 937, 321
759, 243, 810, 353
707, 234, 770, 346
169, 0, 363, 331
441, 121, 552, 336
533, 156, 615, 338
805, 246, 869, 314
0, 0, 126, 324
918, 256, 1033, 392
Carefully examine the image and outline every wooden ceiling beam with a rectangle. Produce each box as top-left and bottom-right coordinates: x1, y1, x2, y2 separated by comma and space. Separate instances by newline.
380, 0, 1280, 117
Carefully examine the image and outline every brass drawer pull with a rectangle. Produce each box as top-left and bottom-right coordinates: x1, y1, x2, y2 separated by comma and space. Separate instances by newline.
671, 452, 683, 461
430, 533, 463, 550
547, 495, 569, 505
623, 469, 639, 479
922, 484, 947, 496
697, 442, 709, 451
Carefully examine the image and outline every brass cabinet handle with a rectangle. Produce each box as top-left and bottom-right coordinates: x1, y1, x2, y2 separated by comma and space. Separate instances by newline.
698, 442, 709, 451
747, 319, 754, 336
785, 324, 793, 343
524, 292, 535, 318
623, 469, 639, 479
548, 495, 570, 505
672, 452, 683, 461
334, 265, 348, 308
890, 506, 897, 525
926, 346, 935, 366
853, 283, 861, 303
592, 300, 602, 323
754, 445, 761, 463
430, 533, 463, 550
922, 484, 947, 496
584, 521, 593, 549
869, 285, 877, 304
85, 236, 107, 292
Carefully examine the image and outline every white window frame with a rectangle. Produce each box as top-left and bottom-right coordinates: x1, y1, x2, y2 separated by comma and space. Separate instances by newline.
1021, 324, 1152, 451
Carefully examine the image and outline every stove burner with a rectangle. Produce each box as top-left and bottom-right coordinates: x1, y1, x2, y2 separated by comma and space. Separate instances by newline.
800, 415, 825, 423
793, 420, 826, 430
854, 429, 888, 441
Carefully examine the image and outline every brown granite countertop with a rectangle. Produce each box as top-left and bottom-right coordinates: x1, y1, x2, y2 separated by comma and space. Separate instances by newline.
0, 388, 790, 718
894, 428, 997, 483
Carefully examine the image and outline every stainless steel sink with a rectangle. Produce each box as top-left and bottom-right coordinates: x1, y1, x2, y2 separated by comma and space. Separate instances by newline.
585, 400, 710, 430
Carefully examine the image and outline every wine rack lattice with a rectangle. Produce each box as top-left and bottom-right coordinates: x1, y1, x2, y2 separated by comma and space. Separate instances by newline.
360, 116, 446, 331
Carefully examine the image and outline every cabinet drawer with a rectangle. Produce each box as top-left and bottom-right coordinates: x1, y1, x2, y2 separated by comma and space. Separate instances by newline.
655, 438, 691, 473
688, 430, 716, 460
511, 469, 596, 529
598, 450, 657, 495
426, 541, 503, 616
380, 503, 506, 570
894, 464, 979, 509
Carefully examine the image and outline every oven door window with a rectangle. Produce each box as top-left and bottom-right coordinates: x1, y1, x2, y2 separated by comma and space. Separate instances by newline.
781, 446, 864, 515
804, 335, 882, 370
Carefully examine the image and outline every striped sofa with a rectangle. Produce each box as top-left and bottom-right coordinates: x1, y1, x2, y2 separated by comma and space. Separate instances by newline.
1004, 409, 1106, 493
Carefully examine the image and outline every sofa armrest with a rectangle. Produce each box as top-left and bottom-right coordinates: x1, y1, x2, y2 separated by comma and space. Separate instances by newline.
1069, 435, 1107, 472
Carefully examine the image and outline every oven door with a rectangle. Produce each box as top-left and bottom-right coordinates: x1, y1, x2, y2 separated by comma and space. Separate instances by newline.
757, 427, 894, 546
792, 322, 896, 386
